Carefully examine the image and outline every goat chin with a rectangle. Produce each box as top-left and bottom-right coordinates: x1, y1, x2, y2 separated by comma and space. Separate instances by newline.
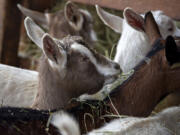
51, 106, 180, 135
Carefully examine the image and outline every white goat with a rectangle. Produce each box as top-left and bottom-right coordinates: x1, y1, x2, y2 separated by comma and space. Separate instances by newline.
51, 106, 180, 135
0, 64, 38, 107
96, 6, 180, 72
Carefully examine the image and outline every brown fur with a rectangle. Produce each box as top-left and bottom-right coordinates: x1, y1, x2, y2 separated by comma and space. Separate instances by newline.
48, 10, 95, 45
110, 46, 180, 116
107, 12, 180, 116
18, 2, 96, 45
144, 12, 161, 44
32, 36, 119, 110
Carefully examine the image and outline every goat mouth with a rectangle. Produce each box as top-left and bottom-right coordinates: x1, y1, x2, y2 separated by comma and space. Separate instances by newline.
104, 75, 119, 85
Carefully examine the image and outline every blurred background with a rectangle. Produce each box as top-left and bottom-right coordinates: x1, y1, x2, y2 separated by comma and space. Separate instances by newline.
0, 0, 179, 70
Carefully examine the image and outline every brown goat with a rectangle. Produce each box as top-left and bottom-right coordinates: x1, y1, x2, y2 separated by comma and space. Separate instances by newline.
18, 1, 97, 45
78, 12, 180, 117
106, 13, 180, 116
24, 17, 121, 110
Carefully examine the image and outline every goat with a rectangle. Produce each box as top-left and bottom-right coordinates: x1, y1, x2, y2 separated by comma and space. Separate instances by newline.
95, 6, 180, 112
0, 64, 38, 107
0, 105, 179, 135
0, 1, 97, 107
51, 106, 180, 135
78, 11, 180, 116
96, 5, 180, 72
24, 17, 121, 110
18, 1, 97, 45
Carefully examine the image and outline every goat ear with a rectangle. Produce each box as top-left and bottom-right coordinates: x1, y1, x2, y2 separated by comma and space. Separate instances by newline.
96, 5, 123, 33
165, 36, 180, 65
42, 34, 60, 63
24, 17, 45, 49
124, 8, 144, 32
17, 4, 48, 29
144, 11, 161, 44
42, 34, 67, 66
64, 1, 83, 31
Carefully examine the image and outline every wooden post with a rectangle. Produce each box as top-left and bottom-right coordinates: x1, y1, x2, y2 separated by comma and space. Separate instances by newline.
0, 0, 23, 66
70, 0, 180, 20
0, 1, 5, 60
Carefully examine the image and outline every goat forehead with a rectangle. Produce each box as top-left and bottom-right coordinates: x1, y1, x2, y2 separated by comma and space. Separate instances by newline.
152, 12, 172, 25
55, 36, 85, 49
70, 42, 109, 65
71, 42, 95, 58
70, 43, 112, 66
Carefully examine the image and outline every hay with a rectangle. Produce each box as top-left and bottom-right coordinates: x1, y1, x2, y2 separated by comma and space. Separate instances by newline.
19, 0, 123, 69
77, 70, 134, 101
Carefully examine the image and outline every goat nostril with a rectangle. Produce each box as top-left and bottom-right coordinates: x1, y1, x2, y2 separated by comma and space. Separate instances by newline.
114, 63, 120, 70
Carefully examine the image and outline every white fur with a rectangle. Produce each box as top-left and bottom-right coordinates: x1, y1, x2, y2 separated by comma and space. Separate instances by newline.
79, 9, 92, 20
152, 11, 180, 39
116, 10, 180, 72
88, 106, 180, 135
69, 14, 83, 31
51, 106, 180, 135
90, 29, 97, 41
114, 20, 150, 72
78, 9, 98, 42
51, 111, 80, 135
24, 17, 45, 49
96, 5, 123, 33
80, 9, 97, 42
71, 43, 120, 76
0, 64, 38, 107
96, 6, 180, 72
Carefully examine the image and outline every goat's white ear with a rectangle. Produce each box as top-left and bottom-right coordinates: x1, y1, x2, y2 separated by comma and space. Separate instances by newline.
96, 5, 123, 33
24, 17, 45, 49
124, 8, 145, 32
64, 1, 83, 31
42, 34, 66, 66
17, 4, 48, 29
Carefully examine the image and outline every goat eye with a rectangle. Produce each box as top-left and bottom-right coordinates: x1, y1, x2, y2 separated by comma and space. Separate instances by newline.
80, 56, 89, 62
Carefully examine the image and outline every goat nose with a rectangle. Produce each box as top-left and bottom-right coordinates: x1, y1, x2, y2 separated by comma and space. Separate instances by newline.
113, 63, 120, 70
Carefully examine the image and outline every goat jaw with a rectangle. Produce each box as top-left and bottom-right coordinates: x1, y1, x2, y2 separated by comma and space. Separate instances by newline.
76, 78, 118, 101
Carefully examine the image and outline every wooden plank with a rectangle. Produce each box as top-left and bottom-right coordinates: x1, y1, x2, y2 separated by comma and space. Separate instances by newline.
0, 0, 5, 60
0, 0, 23, 66
70, 0, 180, 20
28, 0, 56, 11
